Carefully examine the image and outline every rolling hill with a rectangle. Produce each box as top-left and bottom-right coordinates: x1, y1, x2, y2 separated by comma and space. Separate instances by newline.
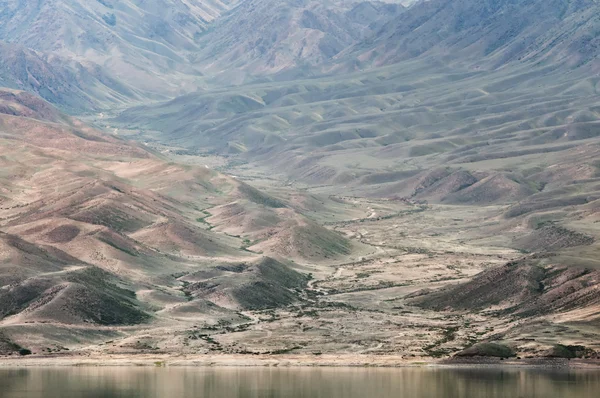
0, 88, 367, 355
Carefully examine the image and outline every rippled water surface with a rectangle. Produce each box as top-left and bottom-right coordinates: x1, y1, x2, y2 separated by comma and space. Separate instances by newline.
0, 367, 599, 398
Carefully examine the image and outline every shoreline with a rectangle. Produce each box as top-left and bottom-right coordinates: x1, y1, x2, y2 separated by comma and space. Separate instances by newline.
1, 354, 599, 369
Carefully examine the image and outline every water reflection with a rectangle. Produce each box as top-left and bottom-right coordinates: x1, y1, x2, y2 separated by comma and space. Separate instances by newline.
0, 367, 598, 398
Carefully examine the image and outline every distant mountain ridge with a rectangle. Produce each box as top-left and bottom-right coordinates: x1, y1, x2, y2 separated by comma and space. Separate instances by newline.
0, 0, 245, 107
190, 0, 406, 82
1, 0, 599, 112
334, 0, 600, 71
0, 0, 412, 108
0, 41, 148, 112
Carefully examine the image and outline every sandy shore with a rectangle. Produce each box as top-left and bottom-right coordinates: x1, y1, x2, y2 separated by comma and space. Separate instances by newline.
1, 354, 599, 369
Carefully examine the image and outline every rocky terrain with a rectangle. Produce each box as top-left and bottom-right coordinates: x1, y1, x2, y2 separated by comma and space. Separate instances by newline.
0, 90, 374, 357
0, 0, 599, 363
0, 41, 148, 112
0, 0, 246, 108
189, 0, 406, 82
335, 0, 600, 71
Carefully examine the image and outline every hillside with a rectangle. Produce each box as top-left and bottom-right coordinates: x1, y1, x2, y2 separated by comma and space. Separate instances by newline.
104, 0, 600, 361
0, 41, 148, 112
191, 0, 405, 82
3, 0, 600, 111
333, 0, 600, 71
0, 0, 404, 110
0, 89, 369, 355
0, 0, 245, 108
115, 53, 600, 193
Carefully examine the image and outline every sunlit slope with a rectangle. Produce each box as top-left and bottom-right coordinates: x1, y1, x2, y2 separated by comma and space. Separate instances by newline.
0, 89, 366, 354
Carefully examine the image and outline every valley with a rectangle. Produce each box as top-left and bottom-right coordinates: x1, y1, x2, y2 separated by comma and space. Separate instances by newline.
0, 0, 600, 366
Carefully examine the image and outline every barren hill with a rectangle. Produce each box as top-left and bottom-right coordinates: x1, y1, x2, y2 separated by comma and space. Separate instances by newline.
2, 0, 600, 362
0, 89, 365, 355
0, 0, 243, 94
0, 41, 148, 112
105, 0, 600, 361
191, 0, 405, 82
334, 0, 600, 71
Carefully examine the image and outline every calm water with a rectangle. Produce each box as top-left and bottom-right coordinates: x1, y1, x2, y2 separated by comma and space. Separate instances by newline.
0, 367, 598, 398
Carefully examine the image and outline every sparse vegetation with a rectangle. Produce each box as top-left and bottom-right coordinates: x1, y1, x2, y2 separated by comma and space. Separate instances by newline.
456, 343, 515, 358
18, 348, 32, 356
238, 184, 286, 208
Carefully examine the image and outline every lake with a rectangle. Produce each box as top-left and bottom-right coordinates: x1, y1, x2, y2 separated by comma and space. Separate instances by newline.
0, 367, 598, 397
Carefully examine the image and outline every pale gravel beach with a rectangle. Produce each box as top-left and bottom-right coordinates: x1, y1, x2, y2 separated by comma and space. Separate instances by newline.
1, 355, 599, 369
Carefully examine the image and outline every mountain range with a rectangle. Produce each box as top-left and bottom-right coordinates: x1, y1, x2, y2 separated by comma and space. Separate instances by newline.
0, 0, 599, 362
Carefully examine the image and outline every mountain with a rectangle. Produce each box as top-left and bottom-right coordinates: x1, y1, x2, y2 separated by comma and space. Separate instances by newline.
114, 52, 600, 187
112, 55, 600, 272
335, 0, 600, 71
0, 41, 150, 112
2, 0, 600, 362
107, 0, 600, 360
3, 0, 599, 111
115, 0, 600, 195
0, 0, 245, 104
191, 0, 406, 82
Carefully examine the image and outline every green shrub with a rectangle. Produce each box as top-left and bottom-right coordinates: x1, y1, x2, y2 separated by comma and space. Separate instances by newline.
18, 348, 32, 356
456, 343, 515, 358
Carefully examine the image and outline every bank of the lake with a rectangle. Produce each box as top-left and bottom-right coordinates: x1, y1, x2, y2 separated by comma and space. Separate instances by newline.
1, 354, 599, 369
